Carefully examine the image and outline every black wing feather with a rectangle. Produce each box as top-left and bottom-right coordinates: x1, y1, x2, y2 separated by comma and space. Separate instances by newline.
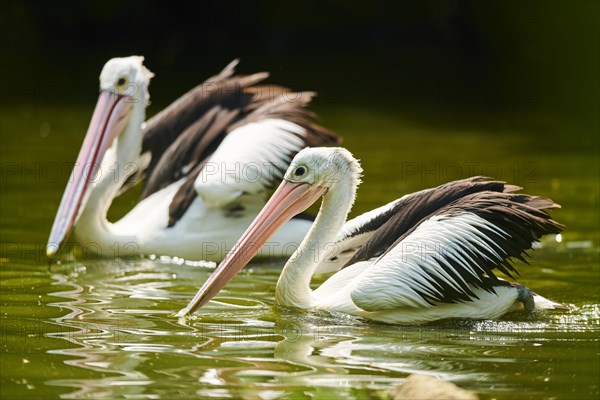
135, 61, 339, 226
344, 177, 509, 267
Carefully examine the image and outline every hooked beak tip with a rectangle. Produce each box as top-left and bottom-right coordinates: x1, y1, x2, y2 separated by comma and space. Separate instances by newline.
176, 293, 208, 317
46, 244, 58, 262
175, 309, 188, 318
176, 303, 199, 318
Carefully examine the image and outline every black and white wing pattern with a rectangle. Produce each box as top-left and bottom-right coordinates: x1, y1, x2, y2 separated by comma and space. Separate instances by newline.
319, 177, 517, 273
348, 178, 563, 311
118, 60, 340, 226
117, 59, 244, 195
191, 92, 340, 207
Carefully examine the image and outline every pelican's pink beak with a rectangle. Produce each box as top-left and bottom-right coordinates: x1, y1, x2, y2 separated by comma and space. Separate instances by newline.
177, 180, 327, 316
46, 91, 133, 261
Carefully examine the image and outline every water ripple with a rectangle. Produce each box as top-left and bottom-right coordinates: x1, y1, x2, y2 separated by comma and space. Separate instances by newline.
4, 255, 589, 399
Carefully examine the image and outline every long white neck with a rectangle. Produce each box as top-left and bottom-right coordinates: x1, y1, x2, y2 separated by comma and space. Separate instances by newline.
275, 176, 356, 308
75, 95, 146, 241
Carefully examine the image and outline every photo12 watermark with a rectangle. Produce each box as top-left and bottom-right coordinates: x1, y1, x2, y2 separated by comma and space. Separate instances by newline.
399, 161, 539, 184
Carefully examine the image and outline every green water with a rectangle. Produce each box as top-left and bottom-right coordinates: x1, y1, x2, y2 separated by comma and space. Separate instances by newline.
1, 105, 599, 399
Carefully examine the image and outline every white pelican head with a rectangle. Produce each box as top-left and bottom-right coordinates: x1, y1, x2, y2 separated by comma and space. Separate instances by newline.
99, 56, 154, 102
284, 147, 363, 194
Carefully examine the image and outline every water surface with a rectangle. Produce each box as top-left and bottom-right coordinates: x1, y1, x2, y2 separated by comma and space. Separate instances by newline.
1, 105, 598, 399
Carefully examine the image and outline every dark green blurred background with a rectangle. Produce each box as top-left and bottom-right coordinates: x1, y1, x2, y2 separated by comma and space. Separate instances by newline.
1, 1, 598, 141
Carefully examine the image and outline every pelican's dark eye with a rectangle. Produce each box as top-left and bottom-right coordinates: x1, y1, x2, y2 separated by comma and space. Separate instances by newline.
115, 77, 129, 91
294, 166, 307, 177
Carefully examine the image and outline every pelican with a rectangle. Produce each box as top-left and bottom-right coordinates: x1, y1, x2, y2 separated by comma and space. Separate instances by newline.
179, 147, 567, 324
46, 56, 339, 262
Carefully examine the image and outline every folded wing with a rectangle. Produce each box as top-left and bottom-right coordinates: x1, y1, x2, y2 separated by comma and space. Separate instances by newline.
350, 183, 562, 311
117, 60, 339, 227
